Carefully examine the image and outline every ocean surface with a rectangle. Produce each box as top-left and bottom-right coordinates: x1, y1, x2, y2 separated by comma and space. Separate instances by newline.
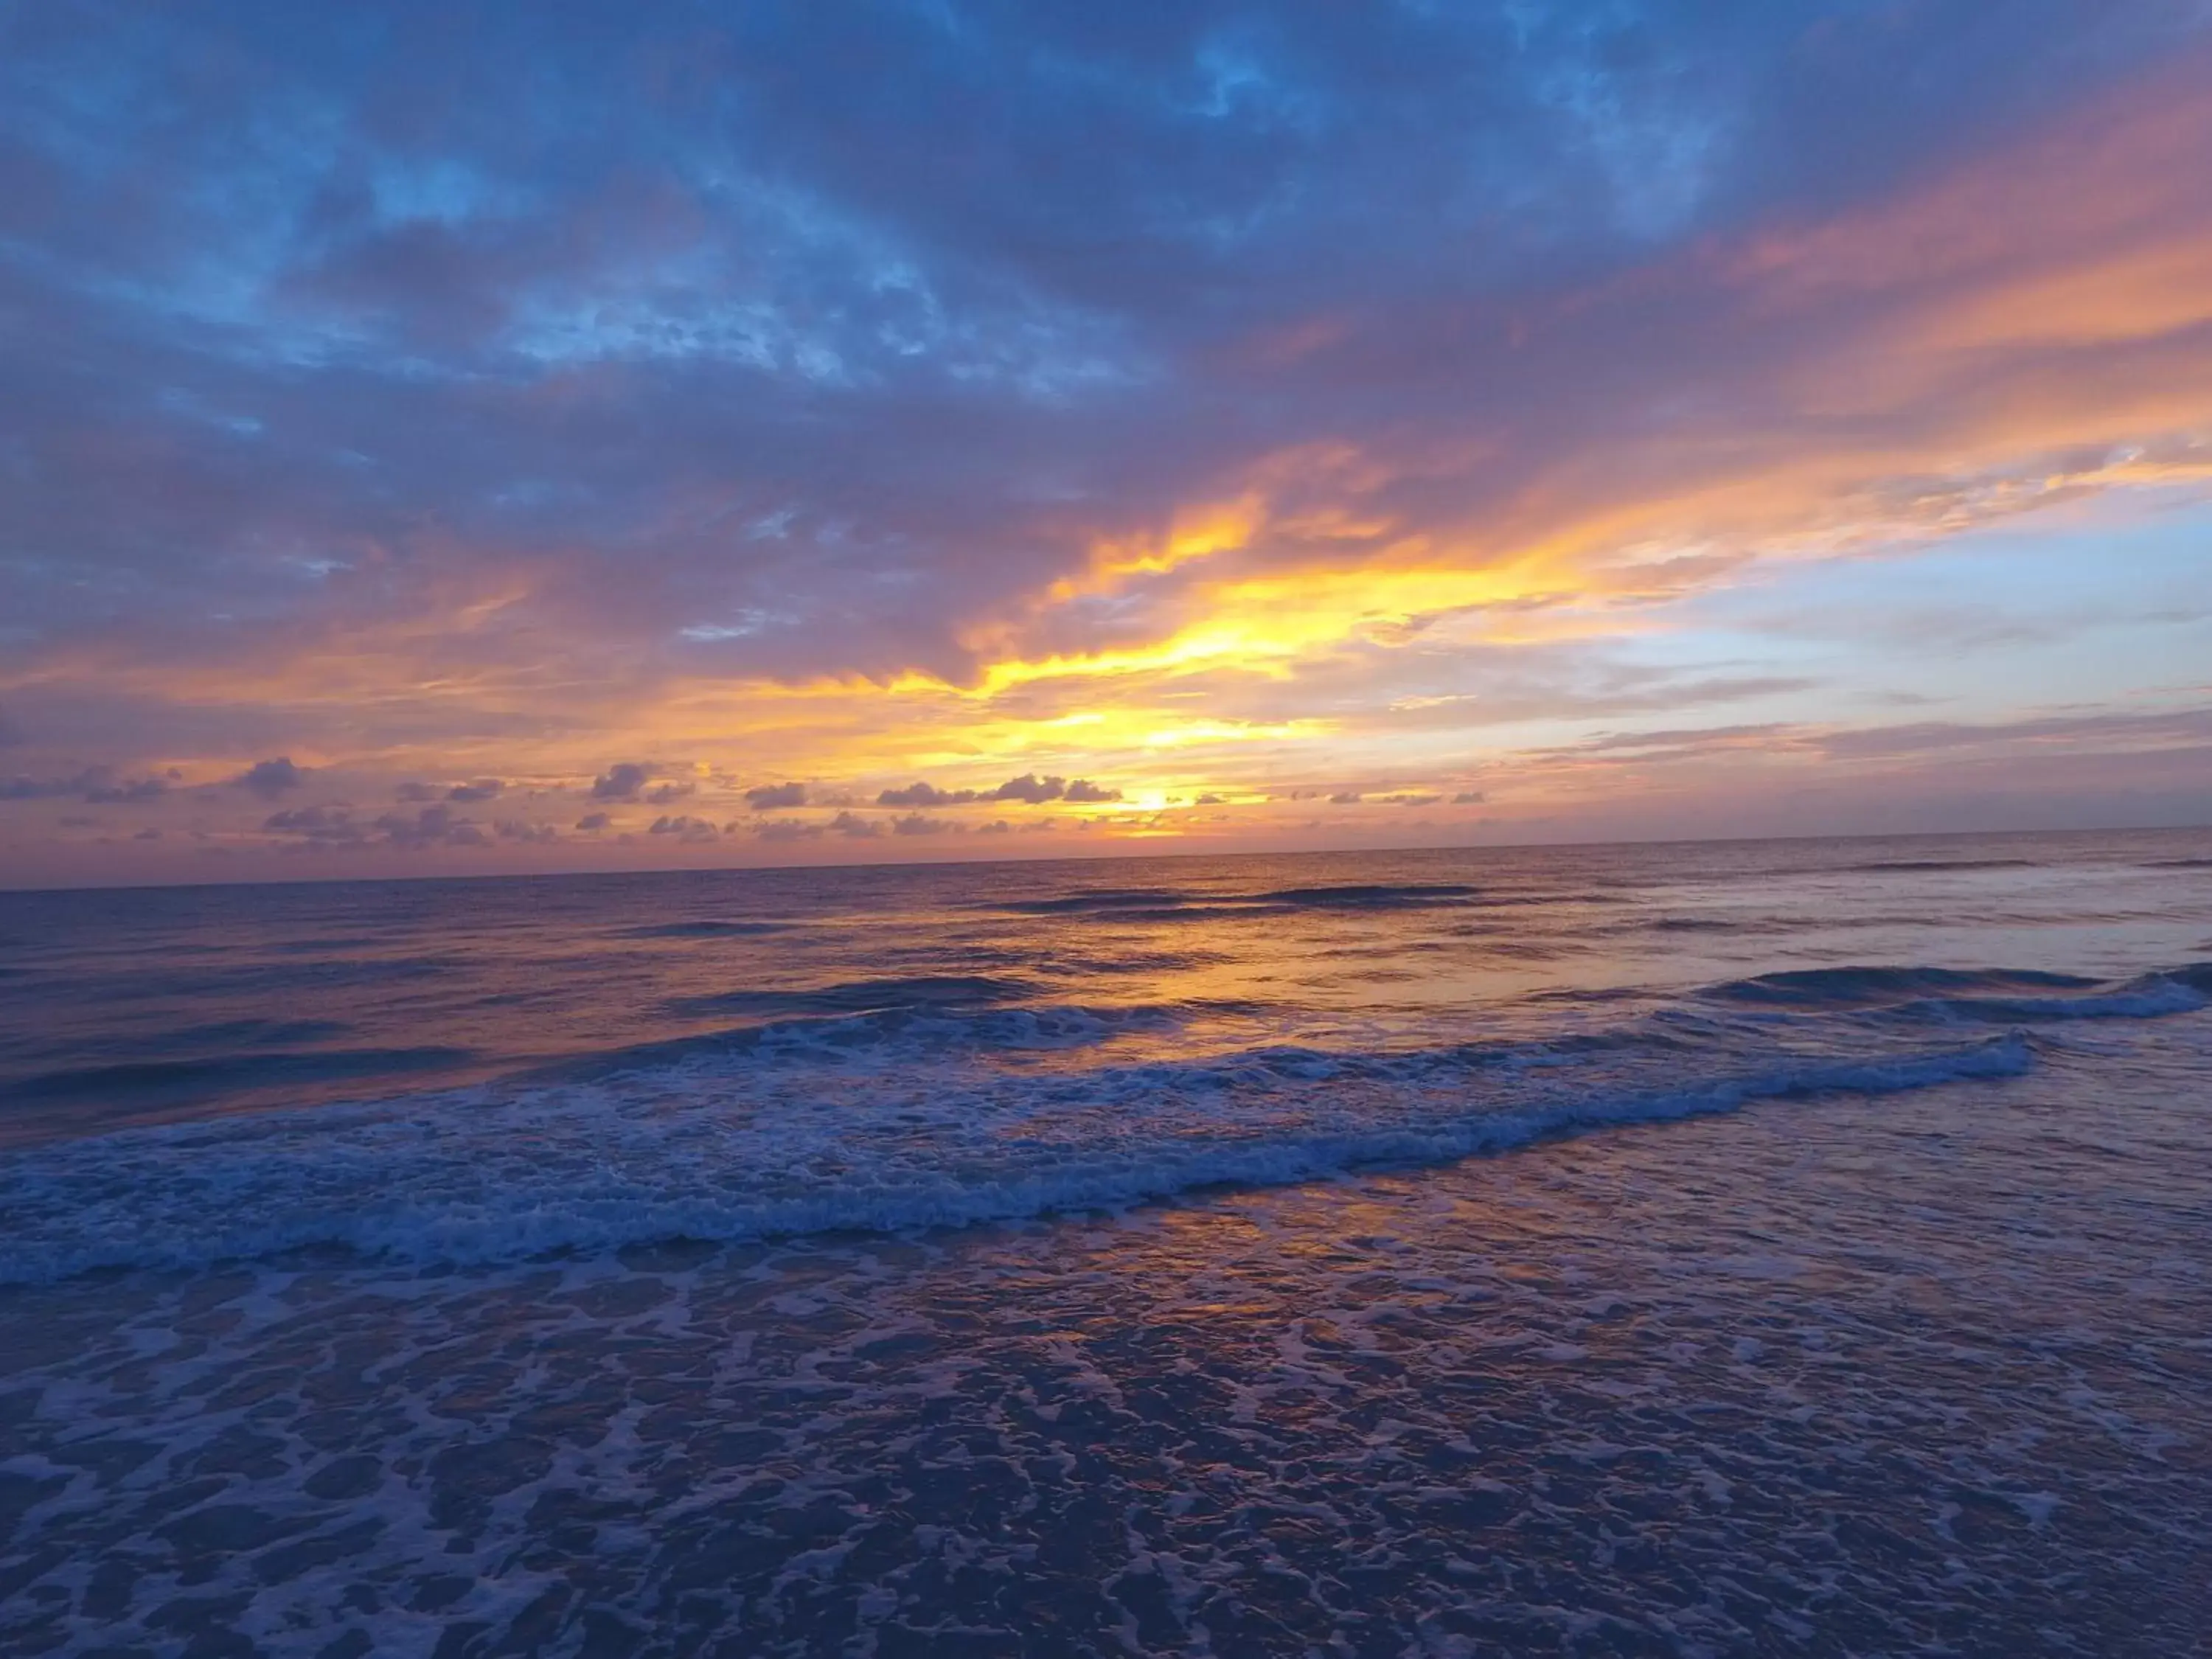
2, 830, 2210, 1655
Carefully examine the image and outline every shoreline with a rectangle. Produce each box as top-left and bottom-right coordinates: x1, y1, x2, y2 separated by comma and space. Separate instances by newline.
6, 1026, 2207, 1655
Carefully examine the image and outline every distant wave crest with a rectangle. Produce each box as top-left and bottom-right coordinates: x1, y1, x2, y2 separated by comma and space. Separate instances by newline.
992, 883, 1497, 924
1703, 964, 2211, 1022
1840, 858, 2042, 874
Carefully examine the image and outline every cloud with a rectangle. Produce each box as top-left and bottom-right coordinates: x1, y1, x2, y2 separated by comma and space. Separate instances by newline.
233, 758, 307, 797
1813, 706, 2212, 761
448, 778, 506, 803
374, 804, 486, 848
891, 812, 958, 836
1378, 792, 1440, 807
256, 799, 504, 852
1512, 705, 2212, 793
1546, 723, 1796, 762
1062, 779, 1121, 803
990, 773, 1065, 803
262, 804, 361, 844
745, 781, 807, 810
0, 766, 167, 804
753, 817, 826, 841
574, 811, 613, 832
828, 810, 884, 838
591, 763, 653, 801
1452, 790, 1485, 804
495, 819, 559, 843
877, 782, 979, 807
1328, 790, 1362, 804
648, 814, 719, 841
260, 802, 493, 851
644, 782, 695, 804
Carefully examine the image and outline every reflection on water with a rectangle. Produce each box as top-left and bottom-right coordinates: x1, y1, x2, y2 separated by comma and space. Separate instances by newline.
4, 828, 2210, 1142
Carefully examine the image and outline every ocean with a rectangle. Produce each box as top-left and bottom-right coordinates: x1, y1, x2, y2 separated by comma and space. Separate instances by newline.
2, 829, 2209, 1655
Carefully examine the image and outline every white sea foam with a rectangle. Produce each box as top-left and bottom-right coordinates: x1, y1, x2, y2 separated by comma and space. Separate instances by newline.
0, 1023, 2037, 1284
4, 953, 2206, 1285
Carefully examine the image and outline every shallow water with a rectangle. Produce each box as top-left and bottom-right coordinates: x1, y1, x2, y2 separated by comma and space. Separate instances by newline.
3, 830, 2211, 1654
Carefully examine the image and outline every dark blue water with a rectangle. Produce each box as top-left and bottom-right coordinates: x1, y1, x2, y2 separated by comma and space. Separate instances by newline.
3, 831, 2210, 1654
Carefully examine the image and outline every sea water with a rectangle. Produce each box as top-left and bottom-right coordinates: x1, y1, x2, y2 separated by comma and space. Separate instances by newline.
2, 830, 2208, 1654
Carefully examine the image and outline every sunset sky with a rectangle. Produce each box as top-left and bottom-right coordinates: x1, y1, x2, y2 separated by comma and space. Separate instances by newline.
4, 1, 2211, 886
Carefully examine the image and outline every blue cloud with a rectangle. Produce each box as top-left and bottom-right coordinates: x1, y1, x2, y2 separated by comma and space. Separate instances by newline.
234, 758, 308, 797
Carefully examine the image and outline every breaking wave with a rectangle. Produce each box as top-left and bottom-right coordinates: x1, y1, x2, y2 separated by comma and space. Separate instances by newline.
1, 959, 2202, 1286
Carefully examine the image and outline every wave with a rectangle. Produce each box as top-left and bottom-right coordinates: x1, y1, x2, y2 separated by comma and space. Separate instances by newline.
1705, 966, 2102, 1007
89, 956, 462, 1002
1840, 858, 2042, 874
1702, 964, 2211, 1022
998, 883, 1490, 922
1033, 949, 1231, 976
0, 1046, 477, 1105
664, 973, 1037, 1020
265, 934, 389, 955
1259, 883, 1485, 908
617, 919, 798, 939
0, 1034, 2042, 1287
1056, 903, 1307, 925
3, 958, 2202, 1287
559, 996, 1215, 1077
6, 1018, 355, 1063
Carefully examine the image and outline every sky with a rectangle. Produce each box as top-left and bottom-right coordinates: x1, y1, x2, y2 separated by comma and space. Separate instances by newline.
3, 0, 2211, 887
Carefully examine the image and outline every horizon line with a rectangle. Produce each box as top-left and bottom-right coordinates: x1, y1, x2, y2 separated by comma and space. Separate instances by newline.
4, 819, 2205, 899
